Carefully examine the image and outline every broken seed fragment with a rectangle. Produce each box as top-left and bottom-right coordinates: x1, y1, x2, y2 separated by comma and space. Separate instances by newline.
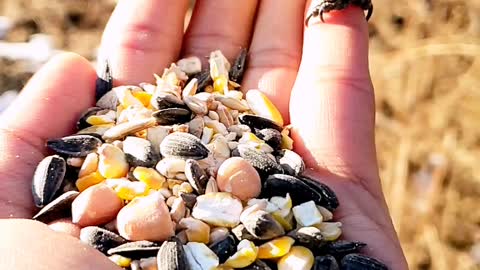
184, 242, 219, 270
192, 192, 243, 228
241, 210, 285, 240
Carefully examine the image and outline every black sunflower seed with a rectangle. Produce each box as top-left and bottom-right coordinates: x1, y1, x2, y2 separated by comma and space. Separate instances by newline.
152, 93, 186, 110
277, 149, 305, 176
209, 235, 236, 263
32, 155, 66, 208
157, 237, 190, 270
95, 59, 113, 101
238, 145, 283, 179
80, 226, 127, 254
238, 114, 282, 132
229, 48, 248, 83
46, 135, 102, 157
153, 108, 192, 125
160, 132, 209, 160
185, 159, 209, 194
32, 190, 78, 223
340, 254, 388, 270
107, 240, 161, 259
123, 136, 158, 167
314, 255, 340, 270
238, 260, 273, 270
300, 176, 339, 211
242, 210, 285, 240
255, 128, 282, 150
321, 241, 367, 259
191, 69, 213, 91
180, 193, 197, 209
288, 227, 325, 250
260, 174, 322, 206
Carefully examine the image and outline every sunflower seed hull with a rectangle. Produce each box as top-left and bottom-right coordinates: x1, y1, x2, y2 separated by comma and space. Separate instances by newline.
209, 235, 236, 263
313, 255, 340, 270
261, 174, 323, 206
340, 254, 388, 270
32, 155, 67, 208
47, 135, 102, 157
95, 60, 113, 101
301, 176, 339, 211
80, 226, 127, 254
108, 241, 161, 259
157, 238, 190, 270
160, 132, 209, 160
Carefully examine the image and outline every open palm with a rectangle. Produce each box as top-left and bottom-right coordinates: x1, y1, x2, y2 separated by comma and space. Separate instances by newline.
0, 1, 407, 269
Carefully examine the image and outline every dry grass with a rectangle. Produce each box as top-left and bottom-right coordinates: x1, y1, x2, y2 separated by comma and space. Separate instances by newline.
371, 1, 480, 269
1, 0, 479, 269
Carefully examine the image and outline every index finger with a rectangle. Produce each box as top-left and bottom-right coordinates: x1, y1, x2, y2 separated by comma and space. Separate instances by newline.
100, 0, 189, 85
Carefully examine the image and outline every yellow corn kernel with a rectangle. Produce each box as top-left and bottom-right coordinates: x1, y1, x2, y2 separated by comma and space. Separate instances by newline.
315, 222, 342, 241
257, 236, 295, 259
115, 181, 149, 201
168, 179, 184, 189
179, 182, 194, 194
281, 133, 294, 150
78, 153, 99, 178
133, 167, 166, 190
179, 217, 210, 244
132, 91, 152, 107
224, 240, 258, 268
134, 129, 148, 139
116, 104, 124, 120
277, 246, 314, 270
75, 171, 105, 192
272, 211, 294, 231
98, 144, 129, 179
213, 75, 228, 94
205, 85, 214, 93
114, 87, 144, 108
86, 115, 115, 126
246, 89, 284, 127
239, 132, 264, 145
108, 254, 131, 268
216, 266, 234, 270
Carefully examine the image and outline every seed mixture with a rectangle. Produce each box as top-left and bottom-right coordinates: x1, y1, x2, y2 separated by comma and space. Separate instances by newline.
30, 49, 388, 270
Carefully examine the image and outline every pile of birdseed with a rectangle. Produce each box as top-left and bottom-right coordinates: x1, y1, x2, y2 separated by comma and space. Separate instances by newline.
30, 49, 388, 270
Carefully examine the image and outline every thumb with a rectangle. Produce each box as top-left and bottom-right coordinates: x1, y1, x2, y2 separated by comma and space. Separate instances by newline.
290, 6, 378, 187
0, 53, 96, 218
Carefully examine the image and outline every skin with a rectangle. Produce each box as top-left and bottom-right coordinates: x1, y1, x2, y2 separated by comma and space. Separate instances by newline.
0, 1, 408, 269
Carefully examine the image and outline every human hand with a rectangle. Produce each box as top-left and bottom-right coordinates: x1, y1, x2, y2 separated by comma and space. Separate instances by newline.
0, 1, 407, 269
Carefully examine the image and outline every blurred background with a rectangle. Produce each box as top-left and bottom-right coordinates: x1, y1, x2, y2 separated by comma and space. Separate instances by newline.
0, 1, 479, 269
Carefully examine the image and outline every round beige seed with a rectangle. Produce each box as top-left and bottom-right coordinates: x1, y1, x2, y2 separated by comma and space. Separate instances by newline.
116, 191, 175, 242
216, 157, 261, 201
71, 183, 124, 227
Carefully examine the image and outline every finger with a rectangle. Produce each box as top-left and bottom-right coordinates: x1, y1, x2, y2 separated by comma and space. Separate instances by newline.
181, 0, 258, 62
291, 5, 408, 268
291, 5, 377, 185
242, 0, 305, 122
0, 53, 96, 218
101, 0, 189, 85
0, 220, 120, 270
